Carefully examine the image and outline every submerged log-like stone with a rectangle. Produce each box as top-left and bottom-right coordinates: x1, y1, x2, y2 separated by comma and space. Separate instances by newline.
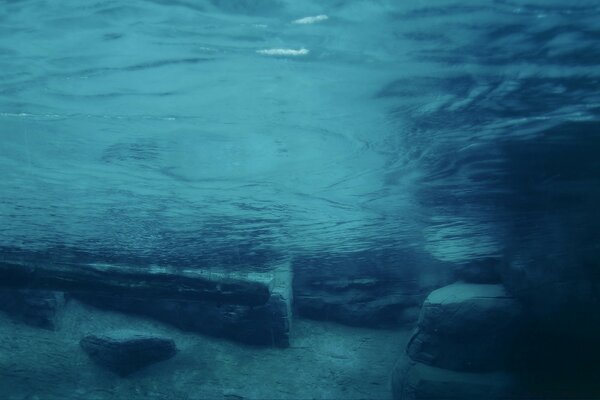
76, 262, 293, 347
0, 261, 271, 306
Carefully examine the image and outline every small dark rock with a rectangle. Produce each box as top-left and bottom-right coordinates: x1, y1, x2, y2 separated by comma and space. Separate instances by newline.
80, 330, 177, 377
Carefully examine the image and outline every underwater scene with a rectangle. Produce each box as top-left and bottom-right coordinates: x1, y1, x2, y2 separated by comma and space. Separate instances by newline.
0, 0, 599, 399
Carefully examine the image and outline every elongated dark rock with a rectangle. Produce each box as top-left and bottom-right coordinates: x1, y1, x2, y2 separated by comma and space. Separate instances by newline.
75, 262, 293, 347
0, 261, 271, 306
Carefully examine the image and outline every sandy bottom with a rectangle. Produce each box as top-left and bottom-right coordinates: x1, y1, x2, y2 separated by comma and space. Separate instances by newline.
0, 300, 410, 400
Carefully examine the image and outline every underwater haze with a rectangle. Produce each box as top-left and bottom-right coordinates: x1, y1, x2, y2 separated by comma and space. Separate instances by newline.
1, 0, 600, 399
1, 0, 599, 268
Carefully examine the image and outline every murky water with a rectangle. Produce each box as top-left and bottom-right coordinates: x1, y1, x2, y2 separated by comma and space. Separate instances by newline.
1, 0, 598, 271
1, 1, 600, 399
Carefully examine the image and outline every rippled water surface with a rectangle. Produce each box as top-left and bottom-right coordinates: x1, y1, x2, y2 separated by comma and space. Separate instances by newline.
1, 0, 599, 271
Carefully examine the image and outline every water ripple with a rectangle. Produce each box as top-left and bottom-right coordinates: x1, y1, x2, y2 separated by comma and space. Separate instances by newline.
0, 0, 598, 271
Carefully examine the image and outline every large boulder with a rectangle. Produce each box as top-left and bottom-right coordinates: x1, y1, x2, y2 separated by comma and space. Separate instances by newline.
406, 283, 524, 372
80, 330, 177, 377
0, 289, 65, 330
391, 355, 520, 400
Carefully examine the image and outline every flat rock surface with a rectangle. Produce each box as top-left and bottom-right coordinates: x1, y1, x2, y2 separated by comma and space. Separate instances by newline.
425, 283, 509, 303
75, 262, 293, 347
0, 299, 408, 400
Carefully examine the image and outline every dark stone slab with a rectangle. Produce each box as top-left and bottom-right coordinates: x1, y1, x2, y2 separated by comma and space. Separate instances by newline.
292, 253, 453, 328
76, 263, 292, 347
0, 261, 271, 306
295, 286, 423, 328
80, 331, 177, 377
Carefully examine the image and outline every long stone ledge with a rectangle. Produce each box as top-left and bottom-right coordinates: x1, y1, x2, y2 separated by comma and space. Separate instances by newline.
0, 261, 272, 306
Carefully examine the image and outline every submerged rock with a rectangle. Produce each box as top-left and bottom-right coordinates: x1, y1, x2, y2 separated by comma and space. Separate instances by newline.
295, 287, 423, 328
76, 263, 292, 347
406, 283, 524, 372
391, 355, 520, 400
292, 254, 453, 328
80, 330, 177, 377
0, 289, 65, 330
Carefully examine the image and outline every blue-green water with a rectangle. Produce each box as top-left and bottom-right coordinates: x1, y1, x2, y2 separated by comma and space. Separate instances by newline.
1, 1, 599, 399
2, 0, 596, 270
